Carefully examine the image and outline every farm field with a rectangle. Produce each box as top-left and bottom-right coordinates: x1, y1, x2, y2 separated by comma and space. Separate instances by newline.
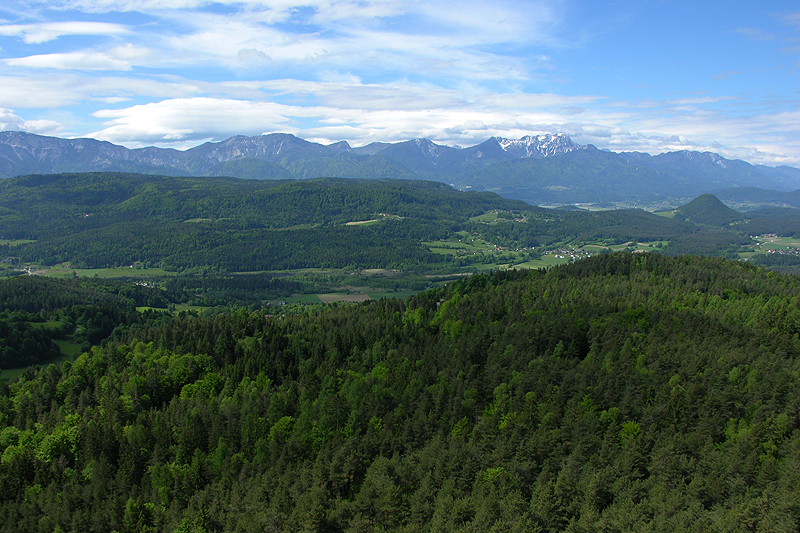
512, 254, 571, 269
468, 211, 525, 224
581, 241, 667, 252
36, 265, 171, 278
287, 288, 422, 304
0, 239, 36, 246
423, 235, 508, 256
752, 235, 800, 251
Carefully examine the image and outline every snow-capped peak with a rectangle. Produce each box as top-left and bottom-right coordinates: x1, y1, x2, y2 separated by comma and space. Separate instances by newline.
495, 133, 583, 158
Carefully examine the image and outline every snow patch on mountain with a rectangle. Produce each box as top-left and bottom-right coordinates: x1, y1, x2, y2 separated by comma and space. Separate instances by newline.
495, 133, 583, 158
413, 138, 443, 158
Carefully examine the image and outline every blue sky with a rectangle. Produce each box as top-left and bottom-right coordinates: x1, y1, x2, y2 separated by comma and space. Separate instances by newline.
0, 0, 798, 165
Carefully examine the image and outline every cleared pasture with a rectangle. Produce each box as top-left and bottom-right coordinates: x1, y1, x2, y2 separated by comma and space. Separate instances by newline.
0, 346, 78, 384
40, 265, 170, 278
0, 239, 36, 246
753, 236, 800, 251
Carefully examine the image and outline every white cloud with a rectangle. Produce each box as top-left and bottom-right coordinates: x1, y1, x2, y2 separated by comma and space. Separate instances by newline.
70, 81, 798, 167
0, 74, 203, 108
0, 75, 97, 108
96, 96, 132, 103
20, 1, 561, 83
58, 0, 221, 11
6, 51, 134, 70
0, 1, 797, 166
76, 91, 636, 151
237, 48, 272, 65
0, 108, 61, 134
90, 97, 296, 143
56, 0, 564, 46
0, 21, 129, 44
666, 96, 736, 106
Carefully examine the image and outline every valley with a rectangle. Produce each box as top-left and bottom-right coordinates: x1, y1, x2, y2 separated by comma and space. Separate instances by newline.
1, 171, 800, 532
0, 172, 798, 383
2, 174, 798, 313
1, 0, 798, 528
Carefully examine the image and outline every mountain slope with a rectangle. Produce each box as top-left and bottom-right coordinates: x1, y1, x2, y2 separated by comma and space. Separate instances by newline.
455, 146, 669, 203
714, 187, 800, 209
2, 131, 800, 206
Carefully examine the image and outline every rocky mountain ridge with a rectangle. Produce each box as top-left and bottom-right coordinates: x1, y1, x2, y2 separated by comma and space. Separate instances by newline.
2, 130, 799, 206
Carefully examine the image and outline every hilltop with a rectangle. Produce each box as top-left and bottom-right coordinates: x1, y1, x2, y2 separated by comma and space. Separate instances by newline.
673, 194, 747, 226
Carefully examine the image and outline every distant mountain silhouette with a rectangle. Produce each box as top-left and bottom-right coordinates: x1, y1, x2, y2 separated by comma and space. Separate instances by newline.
2, 131, 799, 205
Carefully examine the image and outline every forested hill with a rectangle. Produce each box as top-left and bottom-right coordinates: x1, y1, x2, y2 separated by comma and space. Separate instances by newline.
0, 173, 531, 271
3, 172, 795, 274
673, 193, 746, 226
1, 252, 799, 531
0, 172, 525, 225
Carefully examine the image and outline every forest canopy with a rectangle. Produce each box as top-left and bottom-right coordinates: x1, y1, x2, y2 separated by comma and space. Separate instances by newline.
0, 252, 798, 531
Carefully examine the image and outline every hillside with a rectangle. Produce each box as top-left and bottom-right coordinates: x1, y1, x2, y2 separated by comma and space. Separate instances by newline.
2, 132, 800, 207
3, 174, 800, 281
0, 253, 798, 531
454, 146, 669, 204
673, 194, 747, 226
0, 173, 529, 272
714, 187, 800, 210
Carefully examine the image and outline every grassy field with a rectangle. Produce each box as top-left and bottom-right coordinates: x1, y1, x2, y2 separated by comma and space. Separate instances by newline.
0, 239, 36, 246
26, 320, 66, 331
468, 211, 522, 224
317, 293, 372, 303
752, 236, 800, 251
423, 235, 507, 256
738, 236, 800, 261
345, 214, 402, 226
55, 340, 84, 357
39, 265, 171, 278
514, 254, 572, 269
426, 236, 669, 271
0, 343, 80, 384
345, 219, 382, 226
581, 241, 667, 253
285, 287, 423, 305
1, 366, 28, 384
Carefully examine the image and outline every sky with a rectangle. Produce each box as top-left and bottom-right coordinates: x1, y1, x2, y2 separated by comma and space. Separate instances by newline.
0, 1, 799, 166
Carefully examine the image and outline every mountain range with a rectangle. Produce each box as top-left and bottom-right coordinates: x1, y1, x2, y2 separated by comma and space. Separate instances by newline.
2, 131, 800, 206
